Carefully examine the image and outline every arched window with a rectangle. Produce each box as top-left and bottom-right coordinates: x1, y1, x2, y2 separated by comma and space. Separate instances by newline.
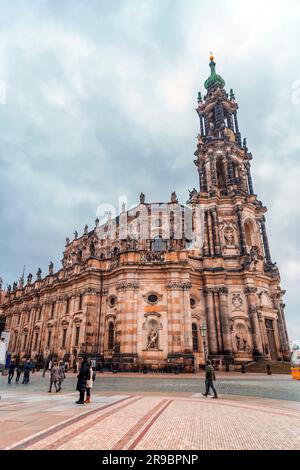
152, 236, 165, 252
113, 247, 120, 258
244, 221, 254, 250
216, 159, 227, 193
108, 323, 115, 350
192, 324, 199, 352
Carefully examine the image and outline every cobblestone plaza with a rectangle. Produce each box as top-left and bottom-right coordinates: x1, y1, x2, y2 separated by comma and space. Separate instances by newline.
0, 372, 299, 450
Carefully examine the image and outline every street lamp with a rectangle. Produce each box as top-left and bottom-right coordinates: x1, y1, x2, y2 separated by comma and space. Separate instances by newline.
200, 324, 208, 363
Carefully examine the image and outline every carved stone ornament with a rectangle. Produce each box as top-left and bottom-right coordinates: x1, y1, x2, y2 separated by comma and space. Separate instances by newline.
116, 282, 139, 292
244, 287, 257, 295
232, 293, 243, 311
140, 252, 165, 264
166, 282, 192, 291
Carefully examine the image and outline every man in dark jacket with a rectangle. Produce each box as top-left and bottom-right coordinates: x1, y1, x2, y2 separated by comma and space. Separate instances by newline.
22, 361, 31, 384
75, 357, 91, 404
8, 362, 16, 383
202, 360, 218, 399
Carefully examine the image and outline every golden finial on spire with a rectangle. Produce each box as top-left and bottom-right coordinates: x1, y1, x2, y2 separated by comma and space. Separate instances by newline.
209, 51, 214, 62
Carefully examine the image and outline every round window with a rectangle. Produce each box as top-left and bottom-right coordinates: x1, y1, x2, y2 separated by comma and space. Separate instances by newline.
109, 296, 117, 307
190, 298, 196, 308
148, 294, 158, 304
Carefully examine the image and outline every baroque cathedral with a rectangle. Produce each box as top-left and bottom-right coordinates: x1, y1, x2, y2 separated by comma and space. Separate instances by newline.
1, 56, 290, 371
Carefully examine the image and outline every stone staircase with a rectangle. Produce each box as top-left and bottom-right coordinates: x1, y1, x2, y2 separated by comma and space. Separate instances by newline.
245, 360, 291, 375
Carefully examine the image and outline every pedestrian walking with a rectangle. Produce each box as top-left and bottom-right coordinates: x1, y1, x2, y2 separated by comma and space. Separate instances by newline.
48, 360, 60, 392
8, 362, 16, 384
22, 361, 31, 384
75, 357, 91, 405
15, 363, 23, 383
57, 361, 65, 392
85, 362, 96, 404
202, 360, 218, 399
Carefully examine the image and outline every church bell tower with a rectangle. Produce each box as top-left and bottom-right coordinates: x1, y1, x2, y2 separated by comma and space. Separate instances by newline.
191, 54, 290, 362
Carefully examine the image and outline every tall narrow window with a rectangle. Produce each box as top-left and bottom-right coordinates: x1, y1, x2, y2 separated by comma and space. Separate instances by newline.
62, 329, 67, 348
47, 330, 52, 348
66, 298, 70, 314
38, 307, 42, 321
192, 324, 199, 352
34, 332, 39, 350
75, 326, 80, 347
108, 323, 115, 350
51, 302, 56, 319
79, 294, 83, 311
23, 334, 28, 351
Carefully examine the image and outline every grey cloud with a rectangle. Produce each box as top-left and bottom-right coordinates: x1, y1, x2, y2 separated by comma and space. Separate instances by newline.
0, 0, 299, 339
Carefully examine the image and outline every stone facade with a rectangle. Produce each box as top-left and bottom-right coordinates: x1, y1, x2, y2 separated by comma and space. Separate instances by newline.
1, 57, 290, 370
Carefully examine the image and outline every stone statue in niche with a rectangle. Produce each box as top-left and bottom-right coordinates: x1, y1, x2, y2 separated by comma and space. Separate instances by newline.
235, 334, 252, 353
224, 227, 235, 246
89, 241, 96, 257
236, 335, 246, 352
77, 249, 82, 263
242, 246, 263, 271
146, 328, 159, 350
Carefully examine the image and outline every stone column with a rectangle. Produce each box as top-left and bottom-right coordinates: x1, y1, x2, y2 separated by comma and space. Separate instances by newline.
246, 163, 254, 195
116, 281, 139, 361
213, 290, 222, 353
207, 211, 215, 257
84, 290, 99, 355
204, 288, 219, 356
273, 294, 290, 360
259, 216, 272, 265
233, 111, 242, 146
166, 283, 182, 355
219, 288, 233, 356
209, 155, 217, 195
236, 206, 248, 256
244, 287, 264, 358
211, 208, 221, 256
227, 154, 235, 185
203, 211, 210, 256
199, 114, 205, 137
182, 282, 193, 353
199, 161, 207, 193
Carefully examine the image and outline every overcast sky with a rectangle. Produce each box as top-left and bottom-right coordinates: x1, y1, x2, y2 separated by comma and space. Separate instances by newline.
0, 0, 299, 340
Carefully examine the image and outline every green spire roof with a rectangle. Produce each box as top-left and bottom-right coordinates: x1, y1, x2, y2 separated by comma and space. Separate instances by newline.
204, 55, 225, 91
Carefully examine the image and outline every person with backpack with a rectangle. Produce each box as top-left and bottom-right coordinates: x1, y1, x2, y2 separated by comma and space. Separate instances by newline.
202, 360, 218, 399
85, 361, 96, 404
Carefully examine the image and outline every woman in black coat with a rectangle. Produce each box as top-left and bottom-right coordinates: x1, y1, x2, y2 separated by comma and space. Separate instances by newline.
75, 358, 91, 404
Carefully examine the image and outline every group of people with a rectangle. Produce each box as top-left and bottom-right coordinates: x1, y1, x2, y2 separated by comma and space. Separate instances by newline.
7, 356, 217, 401
7, 361, 32, 384
48, 361, 66, 393
75, 357, 96, 404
